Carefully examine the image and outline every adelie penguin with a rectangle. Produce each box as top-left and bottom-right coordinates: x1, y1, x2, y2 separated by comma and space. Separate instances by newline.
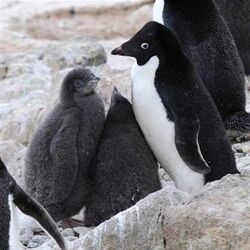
84, 88, 161, 226
111, 21, 239, 193
215, 0, 250, 75
0, 158, 67, 250
24, 68, 105, 225
153, 0, 250, 133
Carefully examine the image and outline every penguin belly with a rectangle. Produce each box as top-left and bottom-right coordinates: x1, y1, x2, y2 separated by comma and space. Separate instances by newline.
131, 56, 204, 193
8, 194, 20, 250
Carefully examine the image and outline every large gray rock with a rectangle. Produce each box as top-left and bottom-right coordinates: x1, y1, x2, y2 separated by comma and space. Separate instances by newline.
39, 40, 107, 71
67, 173, 250, 250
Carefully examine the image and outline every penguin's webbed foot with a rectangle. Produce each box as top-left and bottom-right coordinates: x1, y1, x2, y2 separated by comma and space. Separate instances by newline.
224, 111, 250, 133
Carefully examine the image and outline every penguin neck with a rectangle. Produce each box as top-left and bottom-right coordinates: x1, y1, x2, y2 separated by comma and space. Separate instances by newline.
132, 52, 186, 81
60, 83, 75, 106
62, 93, 99, 110
157, 50, 186, 74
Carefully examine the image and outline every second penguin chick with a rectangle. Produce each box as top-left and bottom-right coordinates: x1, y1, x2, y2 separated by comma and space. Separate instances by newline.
84, 88, 161, 227
24, 68, 105, 223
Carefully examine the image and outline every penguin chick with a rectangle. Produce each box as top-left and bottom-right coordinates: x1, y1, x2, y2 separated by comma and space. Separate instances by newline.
24, 68, 105, 222
84, 88, 161, 226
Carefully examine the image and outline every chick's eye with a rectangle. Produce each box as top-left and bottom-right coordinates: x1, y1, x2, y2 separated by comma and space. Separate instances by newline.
74, 79, 83, 87
141, 43, 149, 49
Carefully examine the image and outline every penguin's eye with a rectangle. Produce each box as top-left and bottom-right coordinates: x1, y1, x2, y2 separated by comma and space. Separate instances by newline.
74, 79, 83, 88
141, 43, 149, 50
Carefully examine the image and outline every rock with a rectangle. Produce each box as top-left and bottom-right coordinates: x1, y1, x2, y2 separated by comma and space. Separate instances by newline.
0, 53, 51, 80
73, 227, 93, 238
237, 155, 250, 174
233, 141, 250, 154
27, 235, 48, 248
0, 63, 8, 80
39, 40, 107, 71
0, 97, 47, 145
62, 228, 75, 238
0, 140, 26, 185
69, 174, 250, 250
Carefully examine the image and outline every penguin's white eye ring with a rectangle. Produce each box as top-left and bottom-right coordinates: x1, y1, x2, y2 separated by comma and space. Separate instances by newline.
141, 43, 149, 50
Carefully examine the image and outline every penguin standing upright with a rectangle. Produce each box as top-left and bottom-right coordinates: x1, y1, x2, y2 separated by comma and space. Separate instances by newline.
0, 158, 67, 250
24, 68, 105, 224
215, 0, 250, 75
153, 0, 250, 133
84, 88, 161, 226
112, 22, 239, 193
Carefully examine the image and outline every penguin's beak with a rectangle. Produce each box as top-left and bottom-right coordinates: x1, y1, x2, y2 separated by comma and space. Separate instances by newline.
111, 46, 124, 56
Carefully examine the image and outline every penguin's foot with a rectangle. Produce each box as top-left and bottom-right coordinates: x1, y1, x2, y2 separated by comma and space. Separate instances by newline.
61, 218, 85, 229
224, 111, 250, 133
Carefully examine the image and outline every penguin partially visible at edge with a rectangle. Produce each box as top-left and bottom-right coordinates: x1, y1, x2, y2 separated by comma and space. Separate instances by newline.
112, 21, 239, 193
153, 0, 250, 133
0, 158, 67, 250
24, 68, 105, 225
215, 0, 250, 75
84, 88, 161, 226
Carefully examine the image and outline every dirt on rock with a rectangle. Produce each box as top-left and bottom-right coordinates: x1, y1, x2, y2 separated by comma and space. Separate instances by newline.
11, 4, 153, 41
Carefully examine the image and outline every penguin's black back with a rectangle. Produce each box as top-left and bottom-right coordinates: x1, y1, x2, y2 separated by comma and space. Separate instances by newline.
162, 0, 246, 121
215, 0, 250, 74
84, 90, 161, 227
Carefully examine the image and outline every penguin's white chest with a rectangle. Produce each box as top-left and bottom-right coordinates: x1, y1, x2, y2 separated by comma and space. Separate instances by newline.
131, 56, 204, 193
8, 194, 20, 250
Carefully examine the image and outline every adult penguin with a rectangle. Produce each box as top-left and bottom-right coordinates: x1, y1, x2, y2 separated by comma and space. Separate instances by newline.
0, 158, 67, 250
153, 0, 250, 133
112, 21, 239, 193
24, 68, 105, 225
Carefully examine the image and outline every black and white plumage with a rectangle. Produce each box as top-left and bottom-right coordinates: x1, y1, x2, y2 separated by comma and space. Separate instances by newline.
0, 159, 67, 250
112, 21, 239, 193
215, 0, 250, 75
153, 0, 250, 133
84, 88, 161, 226
24, 68, 105, 222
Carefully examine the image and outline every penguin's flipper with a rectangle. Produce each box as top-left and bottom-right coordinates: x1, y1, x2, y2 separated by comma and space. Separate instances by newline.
174, 115, 211, 174
224, 111, 250, 132
49, 113, 81, 204
11, 181, 68, 250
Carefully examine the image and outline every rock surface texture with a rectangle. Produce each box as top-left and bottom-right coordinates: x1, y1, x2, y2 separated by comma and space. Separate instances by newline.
1, 0, 249, 250
69, 174, 250, 250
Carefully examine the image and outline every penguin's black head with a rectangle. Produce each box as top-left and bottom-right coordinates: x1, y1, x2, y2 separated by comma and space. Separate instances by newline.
61, 68, 100, 101
111, 21, 181, 65
107, 88, 135, 123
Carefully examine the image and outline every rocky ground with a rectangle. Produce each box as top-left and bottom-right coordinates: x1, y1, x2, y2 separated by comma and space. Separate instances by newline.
1, 1, 250, 250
